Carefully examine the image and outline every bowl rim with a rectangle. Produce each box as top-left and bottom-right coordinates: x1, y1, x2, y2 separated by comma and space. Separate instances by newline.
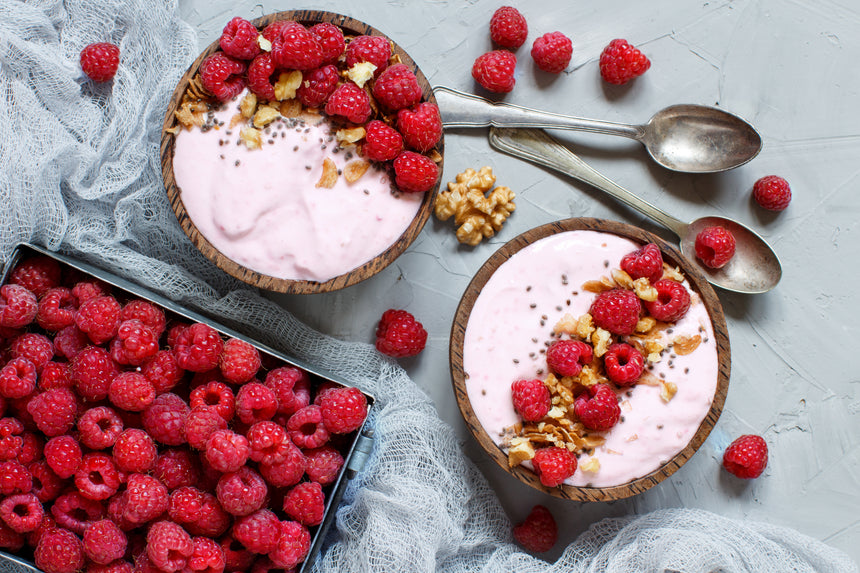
449, 217, 731, 501
160, 10, 443, 294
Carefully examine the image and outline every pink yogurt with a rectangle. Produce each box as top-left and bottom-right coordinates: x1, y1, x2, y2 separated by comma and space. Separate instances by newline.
172, 93, 423, 282
463, 230, 719, 487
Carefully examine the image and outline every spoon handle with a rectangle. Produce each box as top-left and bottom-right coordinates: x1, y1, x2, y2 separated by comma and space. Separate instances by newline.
433, 86, 643, 139
488, 127, 689, 238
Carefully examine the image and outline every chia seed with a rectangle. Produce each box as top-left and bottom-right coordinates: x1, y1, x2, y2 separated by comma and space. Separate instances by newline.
234, 160, 240, 166
293, 146, 299, 152
529, 303, 537, 309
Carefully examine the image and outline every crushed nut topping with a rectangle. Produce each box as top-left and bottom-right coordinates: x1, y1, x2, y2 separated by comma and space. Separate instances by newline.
316, 157, 338, 188
434, 166, 515, 246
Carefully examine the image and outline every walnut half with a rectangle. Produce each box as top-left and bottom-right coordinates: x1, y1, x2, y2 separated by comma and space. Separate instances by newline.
434, 166, 515, 246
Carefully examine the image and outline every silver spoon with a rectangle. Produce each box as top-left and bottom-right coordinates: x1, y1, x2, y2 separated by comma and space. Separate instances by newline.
488, 127, 781, 294
434, 85, 762, 174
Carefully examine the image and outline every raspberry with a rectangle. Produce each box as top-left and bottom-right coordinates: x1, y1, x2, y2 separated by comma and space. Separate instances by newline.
303, 445, 343, 486
75, 453, 121, 500
512, 505, 557, 553
37, 287, 77, 331
78, 406, 123, 449
261, 20, 290, 43
510, 379, 550, 422
28, 460, 63, 502
393, 151, 439, 193
10, 332, 54, 372
295, 64, 339, 108
531, 446, 577, 487
269, 521, 310, 570
17, 432, 43, 464
344, 35, 391, 77
9, 256, 62, 298
154, 448, 202, 491
205, 429, 249, 473
620, 242, 664, 284
603, 343, 645, 386
286, 405, 330, 449
531, 32, 573, 74
0, 492, 43, 533
319, 386, 367, 434
53, 325, 89, 360
35, 527, 85, 573
37, 361, 70, 391
147, 521, 193, 573
573, 383, 621, 431
44, 435, 82, 478
258, 443, 305, 488
186, 536, 226, 573
71, 346, 119, 401
110, 319, 159, 366
113, 429, 157, 473
282, 481, 324, 526
109, 372, 156, 412
220, 533, 255, 571
80, 42, 120, 83
753, 175, 791, 211
0, 417, 24, 460
472, 50, 517, 93
190, 381, 236, 422
25, 512, 56, 547
247, 420, 290, 465
219, 338, 261, 383
185, 406, 228, 450
371, 63, 422, 112
723, 434, 768, 479
599, 38, 650, 85
247, 52, 278, 101
123, 473, 169, 526
0, 357, 37, 399
309, 22, 345, 63
216, 466, 267, 516
397, 102, 442, 152
90, 561, 134, 573
219, 17, 261, 60
141, 350, 185, 395
167, 486, 229, 538
589, 289, 642, 335
644, 279, 691, 322
167, 486, 206, 528
75, 295, 121, 345
694, 226, 736, 269
324, 82, 372, 124
0, 284, 38, 328
173, 323, 224, 373
83, 519, 127, 564
235, 382, 278, 425
0, 520, 23, 550
200, 53, 247, 102
166, 322, 189, 347
51, 491, 103, 534
545, 339, 593, 377
142, 393, 189, 447
489, 6, 528, 49
232, 508, 281, 554
71, 280, 111, 305
272, 21, 324, 70
362, 120, 404, 162
120, 300, 166, 336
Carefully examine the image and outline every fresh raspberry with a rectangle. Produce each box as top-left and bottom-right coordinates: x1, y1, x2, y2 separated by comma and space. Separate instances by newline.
205, 429, 249, 473
362, 120, 404, 162
599, 38, 650, 85
28, 460, 64, 502
189, 369, 225, 389
113, 429, 157, 473
83, 519, 127, 564
25, 512, 56, 548
200, 53, 247, 102
235, 382, 278, 425
7, 394, 38, 431
589, 289, 642, 335
753, 175, 791, 211
75, 295, 121, 345
0, 357, 37, 399
282, 482, 324, 527
37, 287, 77, 331
371, 63, 422, 112
531, 32, 573, 74
260, 20, 290, 43
510, 379, 550, 422
142, 393, 190, 446
324, 82, 372, 124
78, 406, 123, 449
531, 446, 577, 487
123, 473, 169, 526
397, 102, 442, 152
545, 339, 593, 377
723, 434, 768, 479
109, 372, 156, 412
286, 405, 330, 449
10, 333, 53, 373
0, 417, 24, 460
309, 22, 345, 63
603, 343, 645, 386
167, 486, 228, 538
489, 6, 528, 49
472, 50, 517, 93
80, 42, 120, 83
190, 381, 236, 422
0, 492, 43, 533
269, 521, 310, 570
167, 486, 206, 527
272, 21, 324, 70
319, 386, 367, 434
71, 280, 111, 305
247, 52, 278, 101
53, 325, 89, 360
219, 17, 261, 60
0, 520, 23, 551
312, 381, 338, 406
220, 533, 255, 571
393, 150, 439, 193
147, 521, 193, 573
694, 226, 736, 269
141, 350, 185, 395
573, 383, 621, 431
185, 406, 228, 450
35, 527, 85, 573
258, 442, 305, 488
17, 432, 43, 464
9, 256, 61, 298
344, 35, 391, 77
247, 420, 290, 465
644, 279, 691, 322
75, 453, 121, 500
110, 320, 159, 366
216, 466, 267, 517
154, 448, 202, 491
44, 435, 82, 478
120, 300, 165, 337
89, 560, 134, 573
0, 284, 38, 328
620, 242, 664, 284
303, 445, 343, 486
173, 323, 224, 373
186, 536, 226, 573
51, 491, 103, 534
232, 508, 281, 554
512, 505, 557, 552
38, 361, 71, 390
165, 322, 189, 347
295, 64, 339, 108
219, 338, 261, 384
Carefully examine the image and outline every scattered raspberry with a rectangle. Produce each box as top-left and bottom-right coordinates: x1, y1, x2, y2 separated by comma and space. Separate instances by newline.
0, 357, 37, 399
0, 492, 43, 533
123, 473, 169, 526
472, 50, 517, 93
282, 481, 325, 527
78, 406, 123, 449
269, 521, 310, 570
215, 466, 267, 517
362, 120, 404, 162
324, 82, 372, 124
83, 519, 127, 565
71, 346, 119, 402
109, 372, 156, 412
232, 508, 281, 554
187, 492, 230, 538
258, 442, 305, 488
235, 382, 278, 425
167, 486, 206, 530
0, 417, 24, 460
112, 428, 157, 473
344, 35, 391, 77
589, 289, 642, 335
53, 325, 89, 360
694, 226, 736, 269
219, 16, 261, 60
620, 242, 664, 284
44, 435, 82, 479
286, 405, 329, 449
510, 379, 550, 422
185, 406, 228, 450
153, 448, 202, 491
10, 333, 53, 373
512, 505, 557, 552
219, 338, 261, 384
303, 445, 342, 486
0, 284, 38, 328
142, 393, 190, 447
146, 521, 193, 573
110, 319, 159, 366
247, 52, 278, 101
545, 339, 593, 377
173, 323, 225, 373
319, 386, 367, 434
35, 527, 85, 573
309, 22, 346, 63
190, 381, 236, 422
200, 53, 247, 102
393, 150, 439, 193
723, 434, 768, 479
375, 309, 427, 357
573, 383, 621, 431
71, 280, 110, 305
28, 460, 63, 503
603, 343, 645, 386
372, 63, 423, 112
295, 64, 339, 108
753, 175, 791, 211
37, 361, 71, 391
75, 453, 121, 500
120, 300, 166, 338
205, 429, 249, 474
247, 421, 291, 465
599, 38, 651, 85
36, 287, 76, 331
141, 350, 185, 395
186, 536, 226, 573
75, 295, 121, 345
489, 6, 528, 49
9, 256, 62, 298
531, 31, 573, 74
645, 279, 691, 322
397, 102, 442, 152
80, 42, 120, 83
272, 21, 325, 70
51, 491, 103, 535
531, 446, 577, 487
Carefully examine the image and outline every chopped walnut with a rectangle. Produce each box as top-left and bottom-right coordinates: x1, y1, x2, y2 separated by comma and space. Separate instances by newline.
240, 93, 258, 119
174, 100, 207, 130
633, 278, 658, 302
672, 334, 702, 356
507, 437, 535, 467
611, 269, 634, 289
253, 105, 280, 128
554, 313, 578, 336
239, 127, 262, 150
576, 314, 595, 340
582, 279, 613, 294
662, 264, 685, 282
591, 327, 612, 357
347, 62, 377, 88
344, 159, 370, 183
279, 99, 302, 118
660, 381, 678, 402
434, 166, 516, 246
336, 127, 366, 144
274, 71, 303, 101
580, 457, 601, 473
635, 316, 657, 334
258, 35, 273, 52
316, 157, 338, 188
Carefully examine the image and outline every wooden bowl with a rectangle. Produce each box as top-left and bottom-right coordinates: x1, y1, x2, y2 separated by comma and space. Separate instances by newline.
160, 11, 443, 294
450, 218, 730, 501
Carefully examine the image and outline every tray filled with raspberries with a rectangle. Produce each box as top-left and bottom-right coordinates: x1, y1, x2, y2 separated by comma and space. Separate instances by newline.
0, 243, 375, 573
